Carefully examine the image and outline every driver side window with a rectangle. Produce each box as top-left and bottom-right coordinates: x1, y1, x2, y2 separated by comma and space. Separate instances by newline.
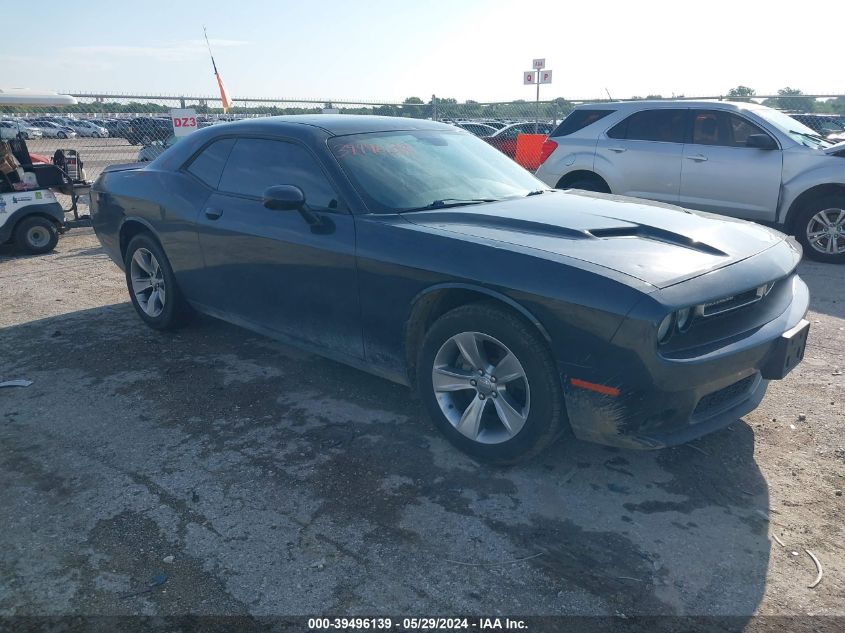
218, 138, 341, 211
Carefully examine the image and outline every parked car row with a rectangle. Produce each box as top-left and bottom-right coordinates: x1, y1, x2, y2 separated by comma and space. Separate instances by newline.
1, 118, 78, 139
0, 120, 43, 140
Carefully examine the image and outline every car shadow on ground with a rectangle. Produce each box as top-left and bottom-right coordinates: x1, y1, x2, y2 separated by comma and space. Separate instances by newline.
0, 303, 770, 618
798, 261, 844, 320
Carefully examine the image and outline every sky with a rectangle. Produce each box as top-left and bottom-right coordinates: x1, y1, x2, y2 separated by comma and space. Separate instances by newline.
1, 0, 841, 104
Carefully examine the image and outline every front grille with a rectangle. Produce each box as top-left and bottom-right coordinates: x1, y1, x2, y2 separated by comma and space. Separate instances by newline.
692, 374, 757, 419
700, 283, 773, 318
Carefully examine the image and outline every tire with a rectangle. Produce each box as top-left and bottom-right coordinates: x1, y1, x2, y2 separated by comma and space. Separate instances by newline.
564, 178, 610, 193
14, 216, 59, 255
57, 131, 67, 139
92, 132, 100, 138
417, 303, 566, 464
793, 195, 845, 264
124, 233, 193, 330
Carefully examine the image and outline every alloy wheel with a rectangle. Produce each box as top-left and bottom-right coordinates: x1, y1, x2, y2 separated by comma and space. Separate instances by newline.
130, 247, 166, 318
432, 331, 530, 444
806, 208, 845, 255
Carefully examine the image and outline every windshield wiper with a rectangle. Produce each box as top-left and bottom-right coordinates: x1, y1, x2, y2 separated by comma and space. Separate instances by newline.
526, 189, 554, 196
789, 129, 832, 146
400, 198, 498, 212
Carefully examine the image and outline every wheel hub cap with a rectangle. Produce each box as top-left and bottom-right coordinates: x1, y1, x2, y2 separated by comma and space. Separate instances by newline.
27, 227, 49, 248
807, 208, 845, 255
129, 247, 166, 318
475, 374, 494, 396
432, 331, 530, 445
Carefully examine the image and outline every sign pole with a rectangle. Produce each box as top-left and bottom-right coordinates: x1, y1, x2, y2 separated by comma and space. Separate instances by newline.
524, 60, 550, 135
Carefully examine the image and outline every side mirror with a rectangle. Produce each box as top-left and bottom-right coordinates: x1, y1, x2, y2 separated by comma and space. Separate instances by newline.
263, 185, 305, 211
746, 134, 777, 150
263, 185, 321, 225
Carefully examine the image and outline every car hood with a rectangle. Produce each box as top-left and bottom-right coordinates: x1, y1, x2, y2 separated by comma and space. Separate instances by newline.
822, 140, 845, 155
399, 191, 787, 289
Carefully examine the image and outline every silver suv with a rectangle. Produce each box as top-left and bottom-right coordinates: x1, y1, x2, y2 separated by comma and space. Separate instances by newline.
535, 100, 845, 263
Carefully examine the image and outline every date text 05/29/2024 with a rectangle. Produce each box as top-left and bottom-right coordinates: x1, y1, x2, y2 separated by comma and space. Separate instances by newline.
307, 617, 528, 630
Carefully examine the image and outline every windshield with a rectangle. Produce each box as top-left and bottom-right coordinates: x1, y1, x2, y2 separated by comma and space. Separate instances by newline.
328, 130, 544, 213
753, 108, 834, 149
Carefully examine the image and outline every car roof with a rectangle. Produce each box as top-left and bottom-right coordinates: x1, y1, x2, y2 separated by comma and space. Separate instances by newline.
573, 99, 769, 113
216, 114, 453, 136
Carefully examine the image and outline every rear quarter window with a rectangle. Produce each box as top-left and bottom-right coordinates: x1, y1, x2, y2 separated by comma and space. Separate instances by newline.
607, 109, 687, 143
185, 138, 236, 188
551, 110, 614, 137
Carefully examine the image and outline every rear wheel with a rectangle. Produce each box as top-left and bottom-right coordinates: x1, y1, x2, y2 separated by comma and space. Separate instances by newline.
562, 177, 610, 193
14, 216, 59, 254
417, 303, 566, 464
124, 233, 193, 330
794, 195, 845, 264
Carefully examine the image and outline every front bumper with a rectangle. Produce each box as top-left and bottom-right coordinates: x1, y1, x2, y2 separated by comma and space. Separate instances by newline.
561, 274, 810, 449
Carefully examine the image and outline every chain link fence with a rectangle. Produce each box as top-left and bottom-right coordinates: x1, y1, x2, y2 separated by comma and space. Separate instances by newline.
2, 92, 844, 197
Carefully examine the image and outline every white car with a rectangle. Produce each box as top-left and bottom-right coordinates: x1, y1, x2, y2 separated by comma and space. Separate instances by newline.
27, 121, 78, 139
536, 100, 845, 263
64, 120, 108, 138
0, 120, 43, 140
137, 134, 179, 161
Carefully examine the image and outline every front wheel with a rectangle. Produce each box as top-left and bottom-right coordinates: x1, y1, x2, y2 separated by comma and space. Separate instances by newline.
14, 216, 59, 254
417, 303, 566, 464
794, 196, 845, 264
57, 131, 67, 139
124, 233, 193, 330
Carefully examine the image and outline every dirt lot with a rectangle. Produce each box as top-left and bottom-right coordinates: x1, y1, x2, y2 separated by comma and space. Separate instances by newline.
0, 227, 843, 626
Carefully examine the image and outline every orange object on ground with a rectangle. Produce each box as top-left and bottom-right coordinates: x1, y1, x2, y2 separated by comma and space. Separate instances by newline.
514, 133, 547, 170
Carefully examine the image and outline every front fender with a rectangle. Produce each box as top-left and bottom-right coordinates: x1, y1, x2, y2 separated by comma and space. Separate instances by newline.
778, 165, 845, 225
408, 282, 553, 343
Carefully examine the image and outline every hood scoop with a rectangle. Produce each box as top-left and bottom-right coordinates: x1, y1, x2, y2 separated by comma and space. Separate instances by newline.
404, 211, 591, 240
588, 225, 728, 256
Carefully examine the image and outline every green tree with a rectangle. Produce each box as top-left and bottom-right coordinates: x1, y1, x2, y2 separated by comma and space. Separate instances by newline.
727, 85, 756, 102
400, 96, 425, 118
772, 87, 816, 112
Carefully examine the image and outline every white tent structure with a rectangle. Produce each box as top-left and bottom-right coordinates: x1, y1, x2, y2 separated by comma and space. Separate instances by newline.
0, 89, 77, 106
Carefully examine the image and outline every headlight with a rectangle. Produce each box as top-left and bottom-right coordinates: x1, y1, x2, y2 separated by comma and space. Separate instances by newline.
676, 307, 693, 332
657, 314, 674, 343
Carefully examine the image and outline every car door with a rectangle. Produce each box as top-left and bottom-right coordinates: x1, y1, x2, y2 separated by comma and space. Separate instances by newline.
594, 108, 687, 204
194, 136, 363, 359
679, 110, 782, 221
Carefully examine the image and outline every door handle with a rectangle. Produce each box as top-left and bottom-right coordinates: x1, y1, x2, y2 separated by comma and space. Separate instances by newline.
607, 147, 627, 153
204, 207, 223, 220
686, 154, 708, 162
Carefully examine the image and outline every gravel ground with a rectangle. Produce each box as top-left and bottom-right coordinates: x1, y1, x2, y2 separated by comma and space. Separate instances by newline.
0, 227, 843, 626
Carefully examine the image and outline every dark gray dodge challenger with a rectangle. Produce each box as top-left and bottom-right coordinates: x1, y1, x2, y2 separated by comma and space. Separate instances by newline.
90, 115, 810, 463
